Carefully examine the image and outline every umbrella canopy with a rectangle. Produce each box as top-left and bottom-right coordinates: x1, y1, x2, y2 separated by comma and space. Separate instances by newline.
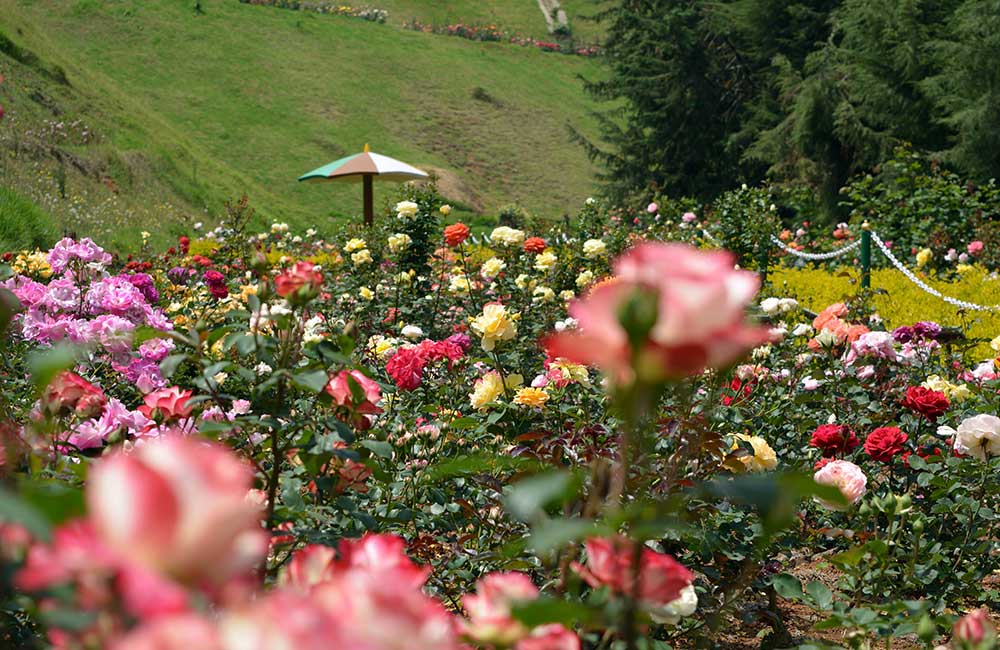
298, 144, 428, 225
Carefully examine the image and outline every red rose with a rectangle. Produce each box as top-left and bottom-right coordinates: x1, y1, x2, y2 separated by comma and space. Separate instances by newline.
902, 446, 942, 467
809, 424, 860, 457
275, 261, 323, 300
901, 386, 949, 421
178, 236, 190, 255
523, 237, 547, 254
864, 426, 908, 463
385, 348, 426, 391
443, 223, 470, 247
42, 371, 107, 419
139, 386, 194, 421
721, 377, 754, 406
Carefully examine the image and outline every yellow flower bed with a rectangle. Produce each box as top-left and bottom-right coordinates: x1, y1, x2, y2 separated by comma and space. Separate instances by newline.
769, 264, 1000, 358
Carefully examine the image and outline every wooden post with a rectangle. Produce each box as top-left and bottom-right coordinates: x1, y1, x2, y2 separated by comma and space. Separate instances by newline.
363, 174, 374, 227
861, 220, 871, 289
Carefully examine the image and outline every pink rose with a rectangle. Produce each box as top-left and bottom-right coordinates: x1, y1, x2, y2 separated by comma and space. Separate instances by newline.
281, 544, 338, 592
139, 386, 194, 421
326, 370, 382, 413
954, 609, 994, 646
967, 240, 984, 257
86, 436, 267, 584
517, 625, 580, 650
646, 202, 658, 214
545, 243, 770, 383
461, 572, 539, 645
275, 261, 323, 300
572, 537, 693, 607
111, 615, 221, 650
43, 371, 107, 419
813, 460, 867, 510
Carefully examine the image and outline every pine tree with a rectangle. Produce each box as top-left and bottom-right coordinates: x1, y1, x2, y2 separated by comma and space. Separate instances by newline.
925, 0, 1000, 180
572, 0, 737, 203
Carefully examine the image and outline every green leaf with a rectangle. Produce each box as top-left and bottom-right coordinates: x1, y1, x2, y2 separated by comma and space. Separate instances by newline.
0, 286, 22, 337
505, 470, 579, 522
529, 518, 601, 552
292, 369, 330, 394
448, 417, 480, 430
771, 573, 804, 600
511, 597, 597, 627
806, 581, 834, 610
426, 454, 537, 479
29, 343, 78, 393
360, 439, 393, 459
0, 486, 52, 541
160, 353, 188, 379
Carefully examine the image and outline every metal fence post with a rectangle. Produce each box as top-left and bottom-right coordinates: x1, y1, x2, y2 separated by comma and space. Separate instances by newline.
860, 221, 871, 289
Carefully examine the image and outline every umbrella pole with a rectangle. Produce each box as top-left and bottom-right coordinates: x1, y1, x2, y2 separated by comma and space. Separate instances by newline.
363, 174, 374, 227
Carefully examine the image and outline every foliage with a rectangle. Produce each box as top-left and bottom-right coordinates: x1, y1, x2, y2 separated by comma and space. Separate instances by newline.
841, 148, 1000, 260
585, 0, 1000, 217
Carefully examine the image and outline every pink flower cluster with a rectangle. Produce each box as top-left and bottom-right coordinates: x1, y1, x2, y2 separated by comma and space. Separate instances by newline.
17, 435, 580, 650
4, 239, 173, 398
385, 334, 470, 390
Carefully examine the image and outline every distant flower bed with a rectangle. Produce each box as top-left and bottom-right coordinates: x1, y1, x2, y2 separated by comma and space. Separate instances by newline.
402, 20, 601, 57
238, 0, 388, 23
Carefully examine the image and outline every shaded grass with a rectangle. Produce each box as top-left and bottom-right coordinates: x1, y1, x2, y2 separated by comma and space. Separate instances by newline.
0, 185, 59, 251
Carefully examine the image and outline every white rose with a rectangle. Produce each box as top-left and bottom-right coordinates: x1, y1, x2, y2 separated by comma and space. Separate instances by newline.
401, 325, 424, 340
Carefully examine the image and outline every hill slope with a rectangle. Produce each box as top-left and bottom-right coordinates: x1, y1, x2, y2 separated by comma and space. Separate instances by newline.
0, 0, 604, 249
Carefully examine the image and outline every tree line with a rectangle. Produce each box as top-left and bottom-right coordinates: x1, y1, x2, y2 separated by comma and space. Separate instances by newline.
574, 0, 1000, 214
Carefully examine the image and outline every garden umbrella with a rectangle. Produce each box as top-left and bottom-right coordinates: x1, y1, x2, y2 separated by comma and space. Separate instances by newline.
298, 144, 429, 226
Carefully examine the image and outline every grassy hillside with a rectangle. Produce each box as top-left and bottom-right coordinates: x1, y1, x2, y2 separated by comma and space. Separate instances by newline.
0, 0, 604, 250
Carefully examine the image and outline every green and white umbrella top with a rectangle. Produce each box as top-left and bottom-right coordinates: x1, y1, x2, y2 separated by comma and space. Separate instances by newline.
298, 144, 429, 184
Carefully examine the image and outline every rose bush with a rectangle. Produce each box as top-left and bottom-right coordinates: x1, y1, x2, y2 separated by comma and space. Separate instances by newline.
0, 190, 998, 649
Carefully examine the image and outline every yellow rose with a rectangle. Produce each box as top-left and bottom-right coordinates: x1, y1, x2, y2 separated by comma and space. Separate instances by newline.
576, 270, 594, 288
439, 204, 452, 216
351, 249, 373, 265
534, 251, 558, 272
915, 248, 932, 268
344, 238, 367, 253
359, 286, 374, 300
732, 434, 777, 472
921, 374, 971, 401
583, 239, 608, 259
471, 303, 519, 351
470, 371, 505, 410
513, 387, 549, 408
549, 358, 590, 386
449, 276, 471, 294
387, 233, 412, 253
480, 257, 506, 279
490, 226, 525, 247
532, 286, 555, 303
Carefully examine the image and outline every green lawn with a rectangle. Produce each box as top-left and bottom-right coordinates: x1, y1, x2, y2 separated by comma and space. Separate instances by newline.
0, 0, 604, 249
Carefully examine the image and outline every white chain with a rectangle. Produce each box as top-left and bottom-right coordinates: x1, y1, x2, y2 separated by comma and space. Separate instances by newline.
769, 235, 862, 260
869, 231, 1000, 312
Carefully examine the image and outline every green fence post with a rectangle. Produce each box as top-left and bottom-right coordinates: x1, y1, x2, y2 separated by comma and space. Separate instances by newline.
860, 221, 871, 289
